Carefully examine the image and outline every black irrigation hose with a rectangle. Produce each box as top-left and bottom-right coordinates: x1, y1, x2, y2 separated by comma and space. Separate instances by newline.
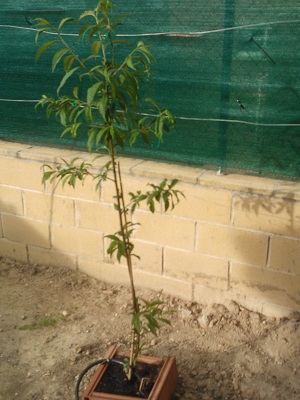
75, 358, 147, 400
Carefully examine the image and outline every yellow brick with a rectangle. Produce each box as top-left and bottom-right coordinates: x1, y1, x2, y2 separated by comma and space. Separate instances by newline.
78, 258, 130, 285
270, 181, 300, 202
2, 214, 50, 248
198, 224, 268, 266
131, 160, 205, 184
0, 238, 28, 262
0, 140, 30, 156
164, 248, 228, 289
51, 225, 103, 258
133, 269, 193, 301
24, 191, 75, 225
135, 211, 195, 251
0, 157, 20, 187
199, 170, 285, 197
1, 158, 43, 191
27, 192, 52, 221
49, 196, 76, 226
269, 237, 300, 275
259, 302, 297, 318
168, 184, 232, 224
194, 282, 296, 318
194, 285, 230, 306
0, 187, 23, 215
18, 145, 82, 163
233, 194, 300, 237
15, 159, 44, 191
28, 246, 77, 269
78, 258, 193, 301
132, 241, 163, 274
76, 201, 119, 232
230, 263, 300, 309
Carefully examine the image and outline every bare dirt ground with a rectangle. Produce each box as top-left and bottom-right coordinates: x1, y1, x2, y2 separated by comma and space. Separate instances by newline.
0, 258, 299, 400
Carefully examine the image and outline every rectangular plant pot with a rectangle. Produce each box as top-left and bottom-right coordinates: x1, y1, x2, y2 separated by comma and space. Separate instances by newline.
82, 345, 178, 400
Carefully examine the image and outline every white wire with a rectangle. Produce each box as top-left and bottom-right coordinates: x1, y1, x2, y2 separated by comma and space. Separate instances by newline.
1, 18, 299, 127
0, 99, 299, 127
0, 99, 39, 102
0, 19, 300, 37
0, 25, 78, 36
139, 113, 300, 127
116, 19, 300, 37
176, 116, 300, 127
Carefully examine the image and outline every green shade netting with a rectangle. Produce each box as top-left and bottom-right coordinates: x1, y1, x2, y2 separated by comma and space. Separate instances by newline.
0, 0, 299, 178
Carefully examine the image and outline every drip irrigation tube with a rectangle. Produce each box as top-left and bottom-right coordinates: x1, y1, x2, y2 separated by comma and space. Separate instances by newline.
75, 358, 146, 400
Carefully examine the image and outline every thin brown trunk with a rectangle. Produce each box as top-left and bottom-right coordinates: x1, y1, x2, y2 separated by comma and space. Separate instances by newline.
109, 142, 139, 380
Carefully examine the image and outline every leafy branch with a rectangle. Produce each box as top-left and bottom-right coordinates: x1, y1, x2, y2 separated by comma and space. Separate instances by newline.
35, 0, 183, 381
42, 157, 112, 189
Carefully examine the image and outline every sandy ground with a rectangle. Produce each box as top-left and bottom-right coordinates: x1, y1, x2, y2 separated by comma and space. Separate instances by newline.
0, 258, 299, 400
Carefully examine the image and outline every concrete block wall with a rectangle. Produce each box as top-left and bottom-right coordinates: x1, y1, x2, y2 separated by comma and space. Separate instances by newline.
0, 140, 299, 317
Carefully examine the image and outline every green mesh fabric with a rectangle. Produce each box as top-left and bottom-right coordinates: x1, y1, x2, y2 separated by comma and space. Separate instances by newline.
0, 1, 299, 178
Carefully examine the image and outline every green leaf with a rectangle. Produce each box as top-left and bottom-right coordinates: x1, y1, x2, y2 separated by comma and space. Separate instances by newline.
97, 96, 108, 120
34, 18, 52, 28
58, 17, 76, 31
106, 234, 120, 242
63, 54, 76, 72
169, 179, 179, 189
126, 56, 135, 70
72, 106, 84, 122
132, 313, 142, 334
61, 126, 72, 137
148, 199, 155, 213
59, 108, 67, 126
99, 0, 111, 17
117, 241, 126, 262
92, 41, 101, 54
113, 127, 125, 149
52, 48, 70, 72
96, 126, 110, 146
35, 27, 50, 44
129, 129, 140, 146
110, 76, 118, 99
158, 317, 172, 326
87, 82, 101, 105
145, 300, 164, 308
159, 179, 167, 190
79, 24, 99, 42
73, 86, 79, 99
85, 105, 92, 121
87, 127, 98, 150
162, 191, 170, 211
42, 170, 55, 183
147, 191, 158, 212
70, 122, 83, 138
35, 40, 60, 62
57, 67, 80, 95
79, 10, 96, 20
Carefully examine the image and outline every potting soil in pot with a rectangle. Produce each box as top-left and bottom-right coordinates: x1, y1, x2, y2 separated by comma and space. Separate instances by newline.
95, 355, 162, 397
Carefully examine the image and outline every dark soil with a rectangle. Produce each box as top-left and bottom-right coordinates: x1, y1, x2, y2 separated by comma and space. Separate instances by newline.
95, 356, 161, 397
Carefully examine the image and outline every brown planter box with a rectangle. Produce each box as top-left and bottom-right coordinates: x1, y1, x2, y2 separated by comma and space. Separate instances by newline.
82, 345, 178, 400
